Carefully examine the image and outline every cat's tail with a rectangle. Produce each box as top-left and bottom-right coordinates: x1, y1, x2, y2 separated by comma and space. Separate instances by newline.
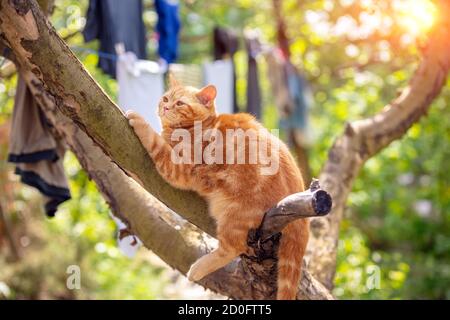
276, 219, 309, 300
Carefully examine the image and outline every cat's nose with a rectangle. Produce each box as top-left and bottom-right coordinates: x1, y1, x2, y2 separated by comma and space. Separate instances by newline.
163, 106, 169, 114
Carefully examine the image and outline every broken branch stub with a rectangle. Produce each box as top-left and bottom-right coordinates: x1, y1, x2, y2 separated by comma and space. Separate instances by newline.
255, 179, 332, 242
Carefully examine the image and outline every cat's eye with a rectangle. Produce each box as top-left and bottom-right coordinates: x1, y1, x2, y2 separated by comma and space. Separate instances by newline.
176, 101, 185, 106
163, 96, 169, 103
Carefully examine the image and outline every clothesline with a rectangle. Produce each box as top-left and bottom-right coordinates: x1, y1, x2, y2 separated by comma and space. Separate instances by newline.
71, 46, 118, 61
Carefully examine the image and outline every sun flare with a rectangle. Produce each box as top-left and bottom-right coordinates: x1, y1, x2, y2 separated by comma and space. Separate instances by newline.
397, 0, 437, 36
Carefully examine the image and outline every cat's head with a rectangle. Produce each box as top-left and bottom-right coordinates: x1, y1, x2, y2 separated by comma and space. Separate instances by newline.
158, 74, 217, 128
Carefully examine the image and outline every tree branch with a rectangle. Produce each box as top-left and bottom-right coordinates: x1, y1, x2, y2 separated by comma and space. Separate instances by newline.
306, 1, 450, 289
0, 29, 79, 79
257, 179, 331, 241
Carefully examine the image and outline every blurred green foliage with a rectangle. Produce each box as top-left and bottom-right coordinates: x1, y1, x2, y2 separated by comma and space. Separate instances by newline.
0, 0, 449, 299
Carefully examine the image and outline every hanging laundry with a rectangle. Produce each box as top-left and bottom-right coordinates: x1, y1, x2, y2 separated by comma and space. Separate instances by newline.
117, 52, 165, 133
203, 60, 234, 115
155, 0, 181, 65
285, 63, 311, 132
213, 27, 239, 61
83, 0, 147, 78
264, 48, 312, 146
284, 65, 312, 147
8, 77, 70, 217
245, 33, 262, 119
264, 48, 294, 117
213, 27, 239, 113
169, 63, 203, 88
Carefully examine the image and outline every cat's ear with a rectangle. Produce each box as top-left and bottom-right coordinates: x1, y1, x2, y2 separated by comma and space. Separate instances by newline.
196, 85, 217, 107
168, 72, 180, 88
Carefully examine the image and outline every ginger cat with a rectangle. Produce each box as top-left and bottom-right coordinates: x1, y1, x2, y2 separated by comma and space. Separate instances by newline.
126, 76, 309, 300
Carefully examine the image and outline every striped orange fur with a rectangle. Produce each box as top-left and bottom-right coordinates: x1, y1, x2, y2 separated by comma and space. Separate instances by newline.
127, 76, 309, 299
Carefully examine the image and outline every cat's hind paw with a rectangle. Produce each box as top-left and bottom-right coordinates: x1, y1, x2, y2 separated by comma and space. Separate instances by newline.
187, 263, 206, 282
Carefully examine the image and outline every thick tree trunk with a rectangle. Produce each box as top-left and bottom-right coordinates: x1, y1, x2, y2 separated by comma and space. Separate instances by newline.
0, 0, 333, 299
306, 2, 450, 288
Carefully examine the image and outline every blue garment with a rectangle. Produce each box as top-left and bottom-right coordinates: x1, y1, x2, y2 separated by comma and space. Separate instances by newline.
279, 65, 310, 132
83, 0, 147, 78
155, 0, 181, 64
246, 36, 262, 119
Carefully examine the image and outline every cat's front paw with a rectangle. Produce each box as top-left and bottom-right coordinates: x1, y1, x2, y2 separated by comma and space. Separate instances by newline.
187, 262, 206, 282
126, 110, 146, 127
126, 110, 152, 139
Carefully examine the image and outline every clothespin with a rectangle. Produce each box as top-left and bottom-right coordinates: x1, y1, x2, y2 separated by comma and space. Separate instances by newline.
115, 42, 126, 56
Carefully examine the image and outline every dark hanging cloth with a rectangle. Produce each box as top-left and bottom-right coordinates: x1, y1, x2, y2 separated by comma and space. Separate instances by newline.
213, 27, 239, 113
83, 0, 147, 78
155, 0, 181, 64
265, 48, 311, 146
284, 63, 309, 132
8, 77, 71, 217
245, 36, 262, 119
264, 48, 293, 117
213, 27, 239, 61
